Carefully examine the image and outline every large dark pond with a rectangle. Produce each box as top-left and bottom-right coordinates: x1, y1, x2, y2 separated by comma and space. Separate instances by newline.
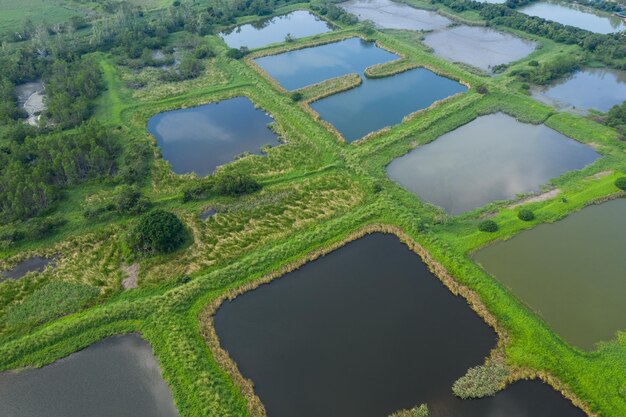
340, 0, 451, 31
220, 10, 332, 50
254, 37, 398, 91
214, 233, 585, 417
1, 256, 54, 281
474, 199, 626, 350
0, 334, 178, 417
310, 67, 466, 142
520, 1, 626, 34
423, 26, 536, 72
386, 113, 600, 214
147, 97, 280, 177
531, 67, 626, 113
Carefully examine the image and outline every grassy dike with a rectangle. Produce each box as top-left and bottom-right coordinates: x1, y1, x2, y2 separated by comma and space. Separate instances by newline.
0, 5, 625, 417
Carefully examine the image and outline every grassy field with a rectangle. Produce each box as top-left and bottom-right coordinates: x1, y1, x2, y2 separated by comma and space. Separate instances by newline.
0, 2, 625, 417
0, 0, 81, 33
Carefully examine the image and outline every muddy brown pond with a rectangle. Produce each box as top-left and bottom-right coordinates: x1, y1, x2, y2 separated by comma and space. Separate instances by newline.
0, 334, 178, 417
214, 233, 585, 417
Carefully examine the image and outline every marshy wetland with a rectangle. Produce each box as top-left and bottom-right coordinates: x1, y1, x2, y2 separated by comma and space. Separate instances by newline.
386, 113, 600, 214
0, 334, 178, 417
220, 10, 333, 49
214, 233, 585, 417
474, 199, 626, 350
147, 97, 280, 176
2, 0, 626, 416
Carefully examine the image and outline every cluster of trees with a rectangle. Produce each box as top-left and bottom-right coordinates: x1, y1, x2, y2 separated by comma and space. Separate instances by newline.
182, 172, 262, 202
0, 120, 120, 222
511, 55, 581, 85
606, 101, 626, 135
82, 185, 151, 220
311, 2, 358, 25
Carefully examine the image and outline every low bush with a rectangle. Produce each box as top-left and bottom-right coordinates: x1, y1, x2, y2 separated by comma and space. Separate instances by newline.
615, 176, 626, 191
478, 220, 498, 232
517, 208, 535, 221
213, 172, 261, 196
388, 404, 429, 417
453, 363, 509, 399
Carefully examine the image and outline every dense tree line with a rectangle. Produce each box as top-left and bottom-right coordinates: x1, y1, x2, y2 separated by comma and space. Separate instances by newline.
0, 120, 120, 222
511, 54, 581, 84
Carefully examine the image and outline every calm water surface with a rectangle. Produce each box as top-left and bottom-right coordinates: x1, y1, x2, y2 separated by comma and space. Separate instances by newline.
311, 68, 466, 142
255, 37, 398, 90
147, 97, 279, 176
0, 334, 178, 417
474, 199, 626, 350
531, 67, 626, 112
386, 113, 600, 214
520, 1, 626, 34
340, 0, 451, 30
220, 11, 332, 49
423, 26, 536, 72
215, 233, 584, 417
1, 256, 53, 281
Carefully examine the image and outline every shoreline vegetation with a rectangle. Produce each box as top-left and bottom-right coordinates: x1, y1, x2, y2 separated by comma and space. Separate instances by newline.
0, 0, 625, 416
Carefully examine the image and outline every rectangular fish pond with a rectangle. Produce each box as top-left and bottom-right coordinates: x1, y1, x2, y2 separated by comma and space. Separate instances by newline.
0, 334, 178, 417
474, 198, 626, 350
220, 10, 332, 50
340, 0, 452, 31
386, 113, 600, 214
255, 37, 466, 142
214, 233, 586, 417
147, 96, 280, 177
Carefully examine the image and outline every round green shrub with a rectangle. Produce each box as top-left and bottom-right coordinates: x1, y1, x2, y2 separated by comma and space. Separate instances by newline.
615, 176, 626, 191
478, 220, 498, 233
517, 208, 535, 221
129, 209, 186, 254
290, 92, 303, 102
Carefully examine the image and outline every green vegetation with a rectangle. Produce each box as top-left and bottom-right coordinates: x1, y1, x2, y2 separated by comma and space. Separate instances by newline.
129, 210, 187, 254
388, 404, 429, 417
0, 1, 625, 417
615, 177, 626, 191
517, 208, 535, 221
478, 220, 499, 232
452, 363, 509, 399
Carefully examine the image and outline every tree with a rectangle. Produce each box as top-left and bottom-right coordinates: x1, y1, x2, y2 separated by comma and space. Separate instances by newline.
615, 176, 626, 191
517, 208, 535, 221
129, 210, 186, 254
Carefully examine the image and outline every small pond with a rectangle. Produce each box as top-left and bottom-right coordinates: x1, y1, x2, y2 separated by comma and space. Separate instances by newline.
423, 26, 537, 72
386, 113, 600, 214
531, 67, 626, 113
310, 67, 466, 142
340, 0, 451, 31
147, 97, 280, 177
519, 1, 626, 34
0, 334, 178, 417
15, 80, 45, 126
214, 233, 585, 417
220, 10, 332, 50
474, 199, 626, 350
1, 256, 54, 281
254, 37, 398, 91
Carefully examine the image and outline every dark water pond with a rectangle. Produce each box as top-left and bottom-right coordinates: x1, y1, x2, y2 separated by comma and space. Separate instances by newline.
254, 37, 398, 91
423, 26, 537, 72
531, 67, 626, 113
215, 233, 584, 417
474, 199, 626, 350
1, 256, 54, 281
520, 1, 626, 34
147, 97, 280, 177
310, 67, 466, 142
386, 113, 600, 214
0, 334, 178, 417
340, 0, 451, 30
220, 10, 332, 49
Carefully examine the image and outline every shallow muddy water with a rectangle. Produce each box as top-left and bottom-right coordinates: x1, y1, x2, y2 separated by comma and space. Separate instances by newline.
474, 199, 626, 350
520, 1, 626, 34
423, 26, 536, 72
0, 334, 178, 417
531, 67, 626, 113
147, 97, 279, 176
340, 0, 451, 30
310, 67, 466, 142
254, 37, 398, 90
215, 233, 584, 417
386, 113, 600, 214
220, 10, 332, 49
1, 256, 54, 281
15, 80, 45, 126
